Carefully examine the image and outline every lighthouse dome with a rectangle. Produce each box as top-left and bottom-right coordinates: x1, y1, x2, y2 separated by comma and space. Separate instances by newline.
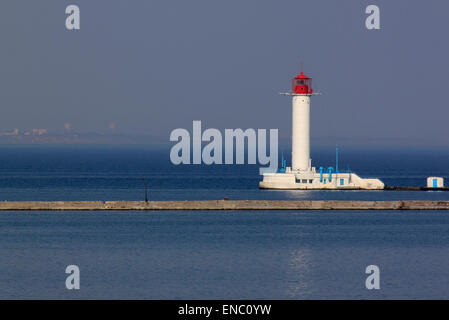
292, 71, 313, 94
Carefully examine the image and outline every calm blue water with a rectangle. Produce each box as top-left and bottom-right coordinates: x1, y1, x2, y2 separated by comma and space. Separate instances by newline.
0, 145, 449, 299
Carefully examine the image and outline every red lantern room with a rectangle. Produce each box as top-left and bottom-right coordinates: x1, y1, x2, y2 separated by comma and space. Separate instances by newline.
292, 71, 313, 94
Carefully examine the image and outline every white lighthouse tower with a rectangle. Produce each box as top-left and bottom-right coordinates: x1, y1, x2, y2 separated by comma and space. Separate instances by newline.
290, 70, 314, 172
259, 67, 384, 190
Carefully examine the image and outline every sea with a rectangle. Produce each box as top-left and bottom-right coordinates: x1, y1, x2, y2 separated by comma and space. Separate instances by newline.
0, 144, 448, 299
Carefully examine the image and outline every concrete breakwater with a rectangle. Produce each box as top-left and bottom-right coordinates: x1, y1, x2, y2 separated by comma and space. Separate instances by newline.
384, 186, 449, 191
0, 200, 449, 210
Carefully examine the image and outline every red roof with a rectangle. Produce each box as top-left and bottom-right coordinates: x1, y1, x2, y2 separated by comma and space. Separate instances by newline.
295, 71, 309, 79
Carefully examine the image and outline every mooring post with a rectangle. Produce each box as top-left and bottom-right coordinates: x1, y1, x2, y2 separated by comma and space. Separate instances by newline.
142, 176, 149, 202
336, 145, 339, 173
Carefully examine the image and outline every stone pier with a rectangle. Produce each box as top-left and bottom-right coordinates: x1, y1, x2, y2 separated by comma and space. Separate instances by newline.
0, 200, 448, 210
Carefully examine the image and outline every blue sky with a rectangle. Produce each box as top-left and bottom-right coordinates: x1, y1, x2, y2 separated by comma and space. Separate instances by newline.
0, 0, 448, 147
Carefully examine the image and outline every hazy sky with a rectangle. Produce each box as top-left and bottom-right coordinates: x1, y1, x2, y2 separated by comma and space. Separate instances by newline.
1, 0, 448, 147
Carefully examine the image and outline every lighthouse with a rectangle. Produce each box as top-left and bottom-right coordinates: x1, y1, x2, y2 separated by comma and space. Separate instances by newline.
259, 67, 385, 190
291, 70, 314, 172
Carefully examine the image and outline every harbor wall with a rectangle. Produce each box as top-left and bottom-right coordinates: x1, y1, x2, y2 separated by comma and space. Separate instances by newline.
0, 200, 448, 210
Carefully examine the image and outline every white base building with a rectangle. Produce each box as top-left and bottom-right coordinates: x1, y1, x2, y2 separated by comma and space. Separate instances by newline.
427, 177, 444, 188
260, 168, 384, 190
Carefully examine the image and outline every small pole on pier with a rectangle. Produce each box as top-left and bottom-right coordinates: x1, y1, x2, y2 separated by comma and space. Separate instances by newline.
142, 176, 149, 202
335, 145, 339, 173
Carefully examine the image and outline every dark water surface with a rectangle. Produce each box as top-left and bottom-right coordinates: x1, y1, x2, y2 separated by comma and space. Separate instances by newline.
0, 145, 448, 299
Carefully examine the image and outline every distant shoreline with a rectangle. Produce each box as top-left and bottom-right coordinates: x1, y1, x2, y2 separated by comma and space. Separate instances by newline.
1, 200, 449, 211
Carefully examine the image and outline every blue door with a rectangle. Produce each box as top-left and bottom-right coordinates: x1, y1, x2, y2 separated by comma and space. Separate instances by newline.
433, 179, 438, 188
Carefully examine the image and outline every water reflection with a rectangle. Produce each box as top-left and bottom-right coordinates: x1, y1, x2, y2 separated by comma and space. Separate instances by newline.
286, 248, 314, 298
283, 190, 312, 200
